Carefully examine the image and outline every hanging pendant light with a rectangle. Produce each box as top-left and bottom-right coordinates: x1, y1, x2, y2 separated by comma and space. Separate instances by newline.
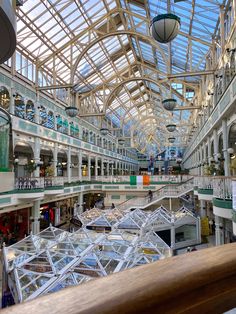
118, 138, 125, 145
162, 99, 177, 111
166, 124, 176, 132
65, 106, 78, 117
100, 127, 109, 136
150, 14, 181, 44
168, 137, 176, 143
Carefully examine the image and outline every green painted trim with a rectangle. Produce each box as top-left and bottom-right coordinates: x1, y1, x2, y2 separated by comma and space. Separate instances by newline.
232, 210, 236, 223
16, 189, 44, 193
73, 187, 81, 192
111, 195, 120, 200
0, 168, 10, 172
45, 186, 63, 190
126, 195, 135, 200
143, 186, 156, 189
152, 14, 181, 24
198, 188, 213, 195
125, 186, 137, 189
0, 197, 11, 204
104, 186, 120, 189
213, 198, 232, 209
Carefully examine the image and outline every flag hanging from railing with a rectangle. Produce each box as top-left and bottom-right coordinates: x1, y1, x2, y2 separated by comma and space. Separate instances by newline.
130, 175, 150, 186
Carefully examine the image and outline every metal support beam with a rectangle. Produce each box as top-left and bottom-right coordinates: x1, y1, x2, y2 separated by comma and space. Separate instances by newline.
167, 70, 214, 79
36, 84, 74, 91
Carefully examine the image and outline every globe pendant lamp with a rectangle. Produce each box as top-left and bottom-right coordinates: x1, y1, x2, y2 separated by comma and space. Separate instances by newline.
162, 99, 177, 111
168, 137, 176, 143
118, 138, 125, 145
65, 106, 78, 117
166, 124, 176, 132
100, 127, 109, 136
150, 14, 181, 44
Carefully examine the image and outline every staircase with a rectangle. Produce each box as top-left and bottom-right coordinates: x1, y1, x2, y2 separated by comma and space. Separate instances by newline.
116, 179, 194, 211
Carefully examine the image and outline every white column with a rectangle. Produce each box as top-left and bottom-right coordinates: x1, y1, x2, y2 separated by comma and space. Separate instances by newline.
78, 151, 82, 181
222, 119, 229, 176
67, 146, 72, 183
31, 200, 40, 234
77, 192, 84, 214
95, 156, 98, 179
9, 85, 15, 115
101, 158, 104, 176
213, 129, 218, 163
88, 155, 91, 180
33, 137, 41, 177
215, 215, 222, 246
200, 200, 206, 218
111, 161, 114, 176
53, 143, 58, 177
170, 225, 175, 250
207, 136, 211, 165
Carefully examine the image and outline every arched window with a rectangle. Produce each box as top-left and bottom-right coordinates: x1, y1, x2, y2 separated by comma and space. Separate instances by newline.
56, 115, 63, 132
15, 94, 25, 119
26, 100, 35, 122
0, 86, 10, 111
47, 111, 54, 129
63, 119, 69, 134
40, 106, 47, 126
70, 122, 75, 136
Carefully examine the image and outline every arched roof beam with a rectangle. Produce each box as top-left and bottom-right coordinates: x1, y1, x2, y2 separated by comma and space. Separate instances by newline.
70, 30, 168, 85
104, 77, 166, 113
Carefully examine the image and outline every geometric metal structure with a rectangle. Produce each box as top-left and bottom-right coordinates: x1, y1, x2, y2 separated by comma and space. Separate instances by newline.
150, 14, 181, 44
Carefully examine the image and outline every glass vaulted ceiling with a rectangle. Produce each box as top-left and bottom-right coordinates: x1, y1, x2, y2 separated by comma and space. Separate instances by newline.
15, 0, 224, 155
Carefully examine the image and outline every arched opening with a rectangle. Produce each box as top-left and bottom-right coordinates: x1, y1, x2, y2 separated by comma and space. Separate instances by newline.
71, 153, 79, 178
14, 94, 25, 119
14, 143, 34, 178
57, 151, 67, 177
47, 110, 55, 129
39, 105, 47, 127
56, 115, 63, 132
26, 100, 35, 122
0, 86, 10, 111
228, 124, 236, 175
40, 148, 53, 177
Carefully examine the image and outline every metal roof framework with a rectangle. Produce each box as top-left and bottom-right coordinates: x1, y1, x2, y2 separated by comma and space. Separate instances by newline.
14, 0, 225, 155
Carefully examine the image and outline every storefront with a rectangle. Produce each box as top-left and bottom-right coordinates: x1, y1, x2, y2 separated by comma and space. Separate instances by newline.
40, 196, 78, 229
0, 208, 29, 245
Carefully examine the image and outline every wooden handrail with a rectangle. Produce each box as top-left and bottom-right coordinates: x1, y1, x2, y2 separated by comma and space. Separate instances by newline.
2, 243, 236, 314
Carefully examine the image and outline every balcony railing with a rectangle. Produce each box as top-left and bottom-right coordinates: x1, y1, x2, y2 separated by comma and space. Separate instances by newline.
15, 177, 44, 189
212, 177, 233, 200
2, 243, 236, 314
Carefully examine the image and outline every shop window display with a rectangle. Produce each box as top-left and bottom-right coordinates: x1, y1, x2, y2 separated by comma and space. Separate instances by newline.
0, 208, 29, 246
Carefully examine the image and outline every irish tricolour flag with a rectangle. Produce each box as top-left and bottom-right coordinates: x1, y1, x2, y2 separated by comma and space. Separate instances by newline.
130, 175, 150, 186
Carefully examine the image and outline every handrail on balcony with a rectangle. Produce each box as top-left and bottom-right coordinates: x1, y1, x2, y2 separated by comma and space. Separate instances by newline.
2, 243, 236, 314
